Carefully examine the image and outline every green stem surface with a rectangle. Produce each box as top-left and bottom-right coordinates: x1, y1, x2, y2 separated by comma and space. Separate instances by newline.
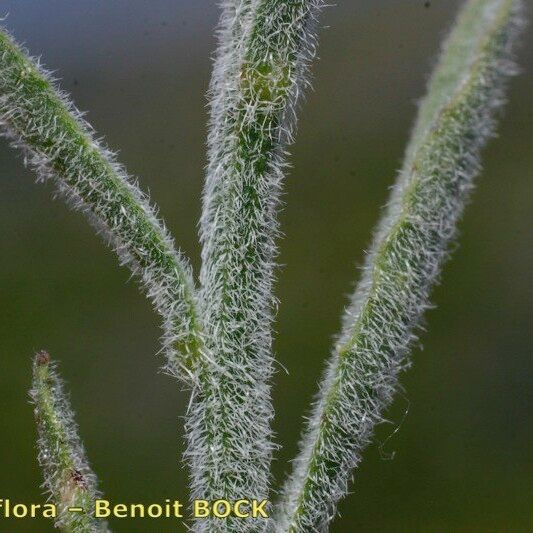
31, 351, 108, 533
0, 31, 203, 377
276, 1, 523, 531
192, 1, 323, 531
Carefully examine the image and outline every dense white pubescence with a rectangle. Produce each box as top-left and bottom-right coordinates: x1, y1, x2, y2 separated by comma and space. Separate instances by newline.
0, 30, 203, 380
275, 1, 524, 531
204, 0, 255, 200
189, 1, 324, 531
30, 354, 108, 532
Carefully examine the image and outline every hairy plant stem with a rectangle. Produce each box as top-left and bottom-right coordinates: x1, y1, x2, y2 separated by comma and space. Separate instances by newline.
0, 31, 204, 379
3, 2, 526, 531
190, 1, 323, 531
30, 351, 108, 533
275, 1, 523, 531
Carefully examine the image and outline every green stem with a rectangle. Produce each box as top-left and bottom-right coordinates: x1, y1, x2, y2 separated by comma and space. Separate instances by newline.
0, 31, 203, 377
191, 1, 323, 531
30, 351, 109, 532
275, 1, 523, 531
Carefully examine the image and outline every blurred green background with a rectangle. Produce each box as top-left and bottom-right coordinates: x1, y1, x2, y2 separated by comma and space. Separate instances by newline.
0, 1, 531, 531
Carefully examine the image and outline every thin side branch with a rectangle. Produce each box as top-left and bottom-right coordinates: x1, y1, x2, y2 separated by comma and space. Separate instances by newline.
0, 31, 204, 379
30, 351, 109, 532
275, 1, 524, 531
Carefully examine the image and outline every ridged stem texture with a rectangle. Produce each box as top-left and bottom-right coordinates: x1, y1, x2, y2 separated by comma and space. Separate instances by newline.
0, 31, 204, 379
275, 1, 523, 531
30, 351, 109, 532
190, 1, 323, 531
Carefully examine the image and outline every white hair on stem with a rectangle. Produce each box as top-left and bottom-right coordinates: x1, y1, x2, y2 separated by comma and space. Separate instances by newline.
274, 1, 524, 531
0, 1, 526, 531
30, 351, 109, 532
0, 30, 205, 382
190, 0, 325, 531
